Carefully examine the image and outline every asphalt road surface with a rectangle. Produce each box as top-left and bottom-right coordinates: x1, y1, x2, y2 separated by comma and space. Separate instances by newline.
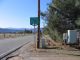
0, 34, 34, 59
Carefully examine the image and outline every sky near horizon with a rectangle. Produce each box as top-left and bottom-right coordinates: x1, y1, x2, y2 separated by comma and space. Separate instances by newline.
0, 0, 51, 28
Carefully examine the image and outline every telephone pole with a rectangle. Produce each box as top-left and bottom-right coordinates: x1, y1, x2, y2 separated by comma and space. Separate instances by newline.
37, 0, 40, 48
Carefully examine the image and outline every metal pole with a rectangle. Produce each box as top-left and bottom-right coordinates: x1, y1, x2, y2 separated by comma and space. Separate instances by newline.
37, 0, 40, 48
34, 25, 36, 50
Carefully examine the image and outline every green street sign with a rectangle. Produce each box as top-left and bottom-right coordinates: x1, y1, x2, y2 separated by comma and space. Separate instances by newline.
30, 17, 38, 26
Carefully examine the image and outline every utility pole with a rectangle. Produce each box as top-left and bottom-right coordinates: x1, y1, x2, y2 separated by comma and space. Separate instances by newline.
37, 0, 40, 48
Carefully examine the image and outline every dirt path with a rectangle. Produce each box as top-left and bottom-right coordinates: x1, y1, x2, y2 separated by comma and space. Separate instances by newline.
8, 41, 80, 60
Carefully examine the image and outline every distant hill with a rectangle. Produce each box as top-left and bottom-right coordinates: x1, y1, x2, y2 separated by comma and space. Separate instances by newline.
0, 28, 23, 33
0, 28, 43, 33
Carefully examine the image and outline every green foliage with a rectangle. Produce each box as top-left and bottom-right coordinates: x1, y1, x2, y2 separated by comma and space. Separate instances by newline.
43, 27, 49, 35
24, 29, 32, 33
49, 30, 62, 41
49, 0, 80, 33
41, 0, 80, 41
18, 29, 32, 34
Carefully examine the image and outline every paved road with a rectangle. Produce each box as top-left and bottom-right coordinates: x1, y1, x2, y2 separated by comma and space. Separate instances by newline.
0, 34, 34, 59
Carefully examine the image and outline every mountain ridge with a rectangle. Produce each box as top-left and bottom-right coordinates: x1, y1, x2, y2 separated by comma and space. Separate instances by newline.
0, 28, 43, 33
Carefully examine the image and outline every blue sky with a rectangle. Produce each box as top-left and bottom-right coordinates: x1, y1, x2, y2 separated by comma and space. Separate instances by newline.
0, 0, 51, 28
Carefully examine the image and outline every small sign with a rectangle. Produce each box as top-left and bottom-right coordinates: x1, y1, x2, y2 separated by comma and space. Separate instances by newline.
30, 17, 38, 26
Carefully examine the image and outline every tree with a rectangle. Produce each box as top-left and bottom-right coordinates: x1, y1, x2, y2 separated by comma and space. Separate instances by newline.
41, 0, 80, 41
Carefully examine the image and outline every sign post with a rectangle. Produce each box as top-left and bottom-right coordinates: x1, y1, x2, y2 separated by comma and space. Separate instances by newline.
30, 17, 38, 49
30, 0, 41, 49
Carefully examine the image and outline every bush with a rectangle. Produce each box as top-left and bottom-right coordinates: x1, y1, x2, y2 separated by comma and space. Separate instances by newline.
49, 29, 63, 42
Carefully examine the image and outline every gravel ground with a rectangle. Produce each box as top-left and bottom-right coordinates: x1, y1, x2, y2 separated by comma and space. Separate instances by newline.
8, 41, 80, 60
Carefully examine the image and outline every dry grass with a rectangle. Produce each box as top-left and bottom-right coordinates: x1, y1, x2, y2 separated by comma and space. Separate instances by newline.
0, 33, 27, 39
44, 35, 80, 51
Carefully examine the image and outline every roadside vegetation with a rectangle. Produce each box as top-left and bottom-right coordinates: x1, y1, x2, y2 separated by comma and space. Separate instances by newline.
0, 30, 32, 39
41, 0, 80, 42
